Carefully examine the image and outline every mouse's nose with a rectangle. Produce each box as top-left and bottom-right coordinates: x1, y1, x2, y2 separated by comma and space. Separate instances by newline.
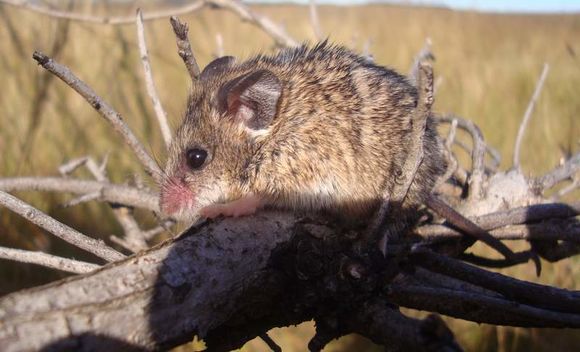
159, 177, 195, 217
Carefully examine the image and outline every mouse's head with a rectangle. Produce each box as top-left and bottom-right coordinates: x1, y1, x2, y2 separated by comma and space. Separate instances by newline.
159, 57, 282, 221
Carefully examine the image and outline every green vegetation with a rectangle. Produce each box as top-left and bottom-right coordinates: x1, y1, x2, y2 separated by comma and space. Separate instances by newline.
0, 3, 578, 351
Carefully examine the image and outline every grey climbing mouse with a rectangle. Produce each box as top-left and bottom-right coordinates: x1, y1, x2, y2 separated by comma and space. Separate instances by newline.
159, 42, 445, 223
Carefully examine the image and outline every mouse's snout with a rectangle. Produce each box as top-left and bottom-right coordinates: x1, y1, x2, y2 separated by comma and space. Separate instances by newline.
159, 176, 196, 218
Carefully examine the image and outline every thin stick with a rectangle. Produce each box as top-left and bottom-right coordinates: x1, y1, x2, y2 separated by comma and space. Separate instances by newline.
534, 153, 580, 191
369, 62, 433, 249
309, 0, 323, 40
0, 177, 159, 212
136, 9, 172, 149
513, 63, 550, 170
214, 33, 225, 58
409, 38, 434, 85
0, 0, 205, 25
32, 51, 162, 182
435, 118, 458, 189
425, 196, 515, 260
0, 246, 99, 274
410, 249, 580, 314
0, 191, 125, 262
415, 219, 580, 243
169, 16, 201, 81
210, 0, 299, 48
259, 333, 282, 352
85, 158, 148, 251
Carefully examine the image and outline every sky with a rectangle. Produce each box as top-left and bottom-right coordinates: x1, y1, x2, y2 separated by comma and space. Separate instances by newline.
251, 0, 580, 13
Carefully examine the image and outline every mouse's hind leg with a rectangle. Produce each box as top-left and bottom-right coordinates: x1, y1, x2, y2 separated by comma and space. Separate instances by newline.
200, 194, 263, 219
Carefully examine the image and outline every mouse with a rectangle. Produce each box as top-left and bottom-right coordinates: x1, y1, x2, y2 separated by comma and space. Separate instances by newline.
159, 41, 445, 224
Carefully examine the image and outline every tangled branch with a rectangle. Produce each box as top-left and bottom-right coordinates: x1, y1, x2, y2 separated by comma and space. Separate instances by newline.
0, 3, 578, 352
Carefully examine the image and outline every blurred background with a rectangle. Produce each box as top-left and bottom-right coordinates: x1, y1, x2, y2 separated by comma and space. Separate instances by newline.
0, 0, 578, 351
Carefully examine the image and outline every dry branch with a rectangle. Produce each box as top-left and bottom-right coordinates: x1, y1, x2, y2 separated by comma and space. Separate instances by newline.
309, 0, 323, 40
170, 16, 201, 81
1, 5, 578, 352
136, 9, 172, 149
0, 0, 204, 25
0, 177, 159, 212
210, 0, 299, 47
1, 212, 578, 352
0, 191, 124, 262
32, 52, 162, 182
369, 61, 433, 244
0, 246, 99, 274
513, 63, 550, 170
436, 115, 487, 200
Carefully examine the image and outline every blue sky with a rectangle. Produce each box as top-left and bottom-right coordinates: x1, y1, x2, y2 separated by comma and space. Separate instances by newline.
252, 0, 580, 13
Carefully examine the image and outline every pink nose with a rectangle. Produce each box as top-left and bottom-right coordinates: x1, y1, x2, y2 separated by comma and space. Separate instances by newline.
159, 178, 195, 216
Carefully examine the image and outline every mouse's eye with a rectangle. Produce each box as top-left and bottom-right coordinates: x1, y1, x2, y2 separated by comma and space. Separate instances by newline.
185, 148, 208, 170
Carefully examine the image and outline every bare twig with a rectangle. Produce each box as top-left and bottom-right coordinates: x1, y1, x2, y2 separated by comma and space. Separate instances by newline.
436, 118, 459, 189
409, 38, 434, 84
0, 246, 99, 274
416, 219, 580, 243
415, 202, 580, 240
169, 16, 201, 81
62, 191, 102, 208
369, 62, 433, 248
309, 0, 323, 40
32, 51, 162, 182
210, 0, 298, 47
214, 33, 225, 58
58, 156, 89, 176
0, 0, 205, 25
259, 333, 282, 352
136, 9, 172, 149
0, 177, 159, 212
534, 153, 580, 192
513, 63, 550, 170
84, 158, 148, 252
410, 249, 580, 314
0, 191, 124, 262
388, 284, 580, 328
425, 196, 515, 259
436, 116, 486, 200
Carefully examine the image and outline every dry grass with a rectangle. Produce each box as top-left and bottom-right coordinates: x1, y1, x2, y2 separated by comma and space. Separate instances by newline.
0, 2, 578, 351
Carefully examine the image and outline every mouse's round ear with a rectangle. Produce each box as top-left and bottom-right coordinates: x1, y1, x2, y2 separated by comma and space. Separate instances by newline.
200, 56, 235, 81
218, 70, 282, 130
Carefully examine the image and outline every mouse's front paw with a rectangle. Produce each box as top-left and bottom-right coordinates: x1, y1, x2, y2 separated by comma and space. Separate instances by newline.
200, 195, 263, 219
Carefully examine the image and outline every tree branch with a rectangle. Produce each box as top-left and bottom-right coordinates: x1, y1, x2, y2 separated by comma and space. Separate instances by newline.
0, 191, 124, 262
513, 63, 550, 170
0, 0, 205, 25
136, 8, 172, 149
0, 246, 100, 274
0, 177, 159, 212
32, 51, 162, 182
169, 16, 201, 81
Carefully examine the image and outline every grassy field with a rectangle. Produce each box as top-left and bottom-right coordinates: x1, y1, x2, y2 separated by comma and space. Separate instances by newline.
0, 1, 578, 351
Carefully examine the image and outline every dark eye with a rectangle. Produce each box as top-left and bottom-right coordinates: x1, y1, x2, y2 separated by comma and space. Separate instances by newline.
185, 148, 208, 169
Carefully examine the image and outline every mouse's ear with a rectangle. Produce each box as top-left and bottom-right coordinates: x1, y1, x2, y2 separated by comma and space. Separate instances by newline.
218, 70, 281, 130
200, 56, 235, 81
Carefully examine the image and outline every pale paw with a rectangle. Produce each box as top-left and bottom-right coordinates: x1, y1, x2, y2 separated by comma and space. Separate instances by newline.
200, 195, 263, 219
